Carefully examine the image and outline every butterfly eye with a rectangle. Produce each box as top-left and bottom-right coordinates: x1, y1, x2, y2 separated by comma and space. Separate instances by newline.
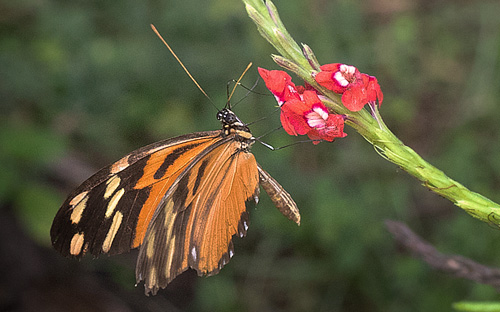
217, 109, 237, 125
216, 111, 223, 121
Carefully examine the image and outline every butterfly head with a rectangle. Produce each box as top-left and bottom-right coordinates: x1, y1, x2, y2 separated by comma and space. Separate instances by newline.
217, 108, 242, 125
217, 108, 254, 143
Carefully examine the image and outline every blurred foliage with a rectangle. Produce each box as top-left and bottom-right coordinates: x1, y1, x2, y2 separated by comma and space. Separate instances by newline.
1, 0, 500, 311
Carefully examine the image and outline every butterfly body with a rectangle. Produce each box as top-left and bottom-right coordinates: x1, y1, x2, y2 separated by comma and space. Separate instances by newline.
51, 108, 299, 295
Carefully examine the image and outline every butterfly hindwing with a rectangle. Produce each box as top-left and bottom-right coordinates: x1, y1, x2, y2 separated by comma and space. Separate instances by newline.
258, 164, 301, 225
136, 135, 260, 295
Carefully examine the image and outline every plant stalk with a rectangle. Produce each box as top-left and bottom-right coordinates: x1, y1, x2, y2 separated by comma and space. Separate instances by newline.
243, 0, 500, 226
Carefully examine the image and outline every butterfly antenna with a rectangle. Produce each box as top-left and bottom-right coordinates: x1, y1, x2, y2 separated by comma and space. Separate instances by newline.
227, 62, 253, 109
151, 24, 217, 108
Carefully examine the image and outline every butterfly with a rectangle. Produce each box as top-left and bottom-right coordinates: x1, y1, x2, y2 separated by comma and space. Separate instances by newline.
50, 103, 300, 295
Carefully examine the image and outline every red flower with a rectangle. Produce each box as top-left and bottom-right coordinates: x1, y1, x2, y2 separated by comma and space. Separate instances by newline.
315, 63, 362, 93
315, 63, 383, 111
258, 67, 301, 105
281, 90, 346, 144
259, 67, 347, 144
300, 91, 347, 144
259, 67, 306, 136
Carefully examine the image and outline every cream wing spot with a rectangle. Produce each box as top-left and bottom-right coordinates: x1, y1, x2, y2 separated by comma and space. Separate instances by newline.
69, 191, 88, 206
102, 211, 123, 253
70, 196, 88, 224
162, 199, 177, 275
145, 145, 165, 156
104, 175, 121, 200
105, 188, 125, 219
163, 200, 175, 231
146, 233, 156, 259
110, 155, 130, 174
148, 267, 158, 291
70, 232, 85, 256
165, 238, 176, 279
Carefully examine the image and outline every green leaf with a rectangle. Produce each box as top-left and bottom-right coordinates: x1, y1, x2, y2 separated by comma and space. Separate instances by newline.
453, 301, 500, 312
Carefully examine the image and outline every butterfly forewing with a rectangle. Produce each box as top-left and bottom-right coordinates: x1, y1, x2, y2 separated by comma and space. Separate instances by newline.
50, 131, 222, 258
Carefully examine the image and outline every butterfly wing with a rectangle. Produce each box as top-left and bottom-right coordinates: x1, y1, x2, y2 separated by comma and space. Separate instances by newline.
50, 130, 224, 258
135, 135, 260, 295
51, 114, 297, 295
258, 164, 300, 225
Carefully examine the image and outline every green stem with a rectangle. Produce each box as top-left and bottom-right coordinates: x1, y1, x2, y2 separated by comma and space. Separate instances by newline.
244, 0, 500, 226
338, 99, 500, 223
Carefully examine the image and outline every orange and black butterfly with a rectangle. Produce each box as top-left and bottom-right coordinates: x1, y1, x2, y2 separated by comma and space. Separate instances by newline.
51, 107, 300, 295
50, 28, 300, 295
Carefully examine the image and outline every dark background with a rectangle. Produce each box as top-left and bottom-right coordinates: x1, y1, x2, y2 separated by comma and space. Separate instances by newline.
2, 0, 500, 311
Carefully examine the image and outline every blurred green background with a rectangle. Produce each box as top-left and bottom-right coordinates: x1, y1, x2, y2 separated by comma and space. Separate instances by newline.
2, 0, 500, 311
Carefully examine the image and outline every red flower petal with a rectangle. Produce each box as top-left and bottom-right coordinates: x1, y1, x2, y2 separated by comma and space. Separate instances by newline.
258, 67, 289, 94
315, 70, 338, 92
305, 104, 329, 128
301, 91, 330, 128
280, 99, 311, 136
365, 75, 383, 106
319, 63, 341, 72
341, 87, 367, 111
258, 67, 300, 105
306, 114, 346, 144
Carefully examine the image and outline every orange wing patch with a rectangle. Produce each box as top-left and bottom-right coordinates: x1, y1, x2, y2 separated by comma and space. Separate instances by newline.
136, 139, 260, 295
132, 135, 220, 248
188, 144, 259, 273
